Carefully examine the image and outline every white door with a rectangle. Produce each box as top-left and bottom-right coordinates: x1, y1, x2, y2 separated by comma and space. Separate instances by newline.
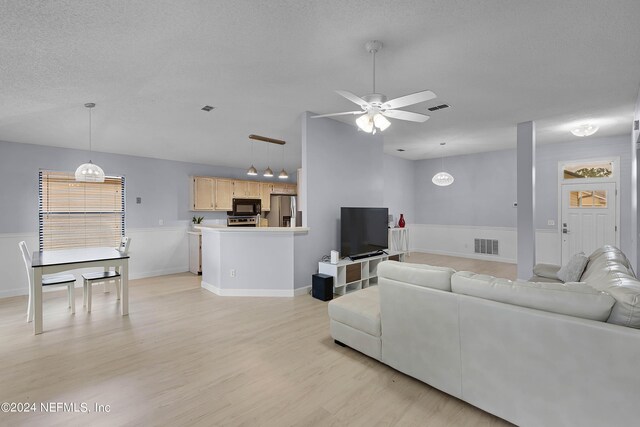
561, 182, 617, 262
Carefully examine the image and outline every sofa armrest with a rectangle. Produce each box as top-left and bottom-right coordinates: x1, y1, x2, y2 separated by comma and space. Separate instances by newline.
532, 263, 561, 280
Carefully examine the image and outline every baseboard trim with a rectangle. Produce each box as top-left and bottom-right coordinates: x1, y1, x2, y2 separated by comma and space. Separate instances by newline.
409, 248, 517, 264
129, 267, 189, 280
201, 280, 304, 297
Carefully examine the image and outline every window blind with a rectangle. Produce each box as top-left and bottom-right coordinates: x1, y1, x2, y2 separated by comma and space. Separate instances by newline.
38, 171, 125, 250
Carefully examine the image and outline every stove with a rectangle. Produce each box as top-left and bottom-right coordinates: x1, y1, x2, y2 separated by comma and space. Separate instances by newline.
227, 216, 258, 227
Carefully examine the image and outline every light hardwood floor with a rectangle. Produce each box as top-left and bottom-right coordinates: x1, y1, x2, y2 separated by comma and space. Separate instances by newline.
0, 254, 514, 427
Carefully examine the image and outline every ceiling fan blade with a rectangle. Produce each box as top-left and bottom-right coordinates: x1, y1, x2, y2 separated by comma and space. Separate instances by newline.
382, 110, 430, 122
310, 111, 365, 118
335, 90, 370, 108
383, 90, 437, 110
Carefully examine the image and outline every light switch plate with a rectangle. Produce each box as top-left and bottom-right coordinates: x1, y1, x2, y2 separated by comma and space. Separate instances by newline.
547, 220, 555, 226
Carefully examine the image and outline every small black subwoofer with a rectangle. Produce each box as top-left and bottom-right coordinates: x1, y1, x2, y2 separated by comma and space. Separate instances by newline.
312, 273, 333, 301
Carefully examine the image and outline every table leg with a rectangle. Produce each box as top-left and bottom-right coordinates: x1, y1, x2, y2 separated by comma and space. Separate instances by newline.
33, 267, 43, 335
121, 259, 129, 316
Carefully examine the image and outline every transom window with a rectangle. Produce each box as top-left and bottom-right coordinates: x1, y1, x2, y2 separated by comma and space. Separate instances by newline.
38, 171, 125, 250
563, 161, 613, 180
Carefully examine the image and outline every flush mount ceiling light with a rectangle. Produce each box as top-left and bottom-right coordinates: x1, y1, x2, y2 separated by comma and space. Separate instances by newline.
311, 40, 436, 134
75, 103, 105, 183
571, 123, 599, 137
432, 142, 454, 187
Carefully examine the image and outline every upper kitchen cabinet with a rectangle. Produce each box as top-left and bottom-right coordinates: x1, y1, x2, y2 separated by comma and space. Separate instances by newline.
215, 179, 233, 211
260, 182, 273, 211
191, 177, 215, 211
272, 183, 296, 195
233, 180, 261, 199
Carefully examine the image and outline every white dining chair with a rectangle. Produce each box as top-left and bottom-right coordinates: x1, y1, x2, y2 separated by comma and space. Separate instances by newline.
19, 241, 76, 322
82, 236, 131, 312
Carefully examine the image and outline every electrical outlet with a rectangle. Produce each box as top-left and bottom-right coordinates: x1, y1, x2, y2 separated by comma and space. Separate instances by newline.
230, 269, 236, 278
136, 197, 142, 204
547, 220, 555, 226
158, 219, 164, 226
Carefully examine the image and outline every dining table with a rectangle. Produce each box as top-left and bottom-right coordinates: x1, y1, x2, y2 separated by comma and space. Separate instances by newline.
31, 247, 130, 335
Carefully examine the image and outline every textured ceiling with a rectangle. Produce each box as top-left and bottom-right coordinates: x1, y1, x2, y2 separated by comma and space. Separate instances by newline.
1, 0, 639, 166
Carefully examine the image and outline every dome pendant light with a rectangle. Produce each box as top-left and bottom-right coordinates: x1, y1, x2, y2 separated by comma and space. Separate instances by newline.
263, 143, 273, 177
247, 140, 258, 176
278, 144, 288, 179
75, 103, 105, 183
432, 142, 454, 187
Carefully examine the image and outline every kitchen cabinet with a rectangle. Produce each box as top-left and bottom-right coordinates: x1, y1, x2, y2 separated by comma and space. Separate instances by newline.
260, 183, 273, 211
247, 181, 261, 198
192, 177, 214, 211
273, 183, 296, 195
215, 179, 233, 211
232, 180, 261, 199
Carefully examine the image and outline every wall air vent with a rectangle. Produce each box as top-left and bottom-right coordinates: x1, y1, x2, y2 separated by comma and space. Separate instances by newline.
474, 238, 499, 255
201, 105, 215, 112
427, 104, 450, 112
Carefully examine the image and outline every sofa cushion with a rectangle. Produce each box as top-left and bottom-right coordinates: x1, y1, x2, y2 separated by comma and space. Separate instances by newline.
328, 286, 381, 337
377, 261, 455, 291
451, 272, 615, 321
532, 263, 562, 280
557, 252, 589, 283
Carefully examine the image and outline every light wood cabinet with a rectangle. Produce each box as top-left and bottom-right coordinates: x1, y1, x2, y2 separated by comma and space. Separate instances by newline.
247, 181, 261, 198
192, 177, 214, 211
215, 179, 233, 211
232, 180, 248, 198
273, 183, 297, 195
261, 183, 273, 211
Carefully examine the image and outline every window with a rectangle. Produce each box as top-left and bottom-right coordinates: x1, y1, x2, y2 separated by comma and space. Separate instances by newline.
563, 161, 613, 180
569, 190, 607, 208
39, 171, 125, 250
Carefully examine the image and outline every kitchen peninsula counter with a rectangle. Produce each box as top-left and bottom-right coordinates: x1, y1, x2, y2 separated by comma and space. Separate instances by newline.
197, 226, 309, 297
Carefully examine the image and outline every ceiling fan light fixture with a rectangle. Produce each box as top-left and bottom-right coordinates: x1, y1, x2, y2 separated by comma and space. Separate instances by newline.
373, 113, 391, 131
247, 165, 258, 176
356, 114, 374, 133
263, 166, 274, 178
571, 123, 599, 137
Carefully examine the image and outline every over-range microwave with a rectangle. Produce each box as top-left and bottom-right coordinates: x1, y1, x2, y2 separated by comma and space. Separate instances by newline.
232, 198, 261, 216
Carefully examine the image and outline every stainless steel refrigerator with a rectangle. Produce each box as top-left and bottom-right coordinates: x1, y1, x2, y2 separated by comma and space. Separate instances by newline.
267, 195, 300, 227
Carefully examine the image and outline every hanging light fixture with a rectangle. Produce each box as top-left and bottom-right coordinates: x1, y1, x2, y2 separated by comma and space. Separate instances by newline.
75, 103, 105, 182
247, 140, 258, 176
432, 142, 454, 187
278, 144, 288, 179
263, 143, 273, 177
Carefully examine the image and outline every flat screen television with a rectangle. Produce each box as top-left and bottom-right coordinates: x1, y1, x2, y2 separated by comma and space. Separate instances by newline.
340, 207, 389, 259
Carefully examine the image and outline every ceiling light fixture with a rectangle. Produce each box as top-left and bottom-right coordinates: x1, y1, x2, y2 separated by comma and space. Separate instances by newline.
75, 103, 105, 183
278, 144, 288, 179
571, 123, 599, 137
432, 142, 454, 187
247, 140, 258, 176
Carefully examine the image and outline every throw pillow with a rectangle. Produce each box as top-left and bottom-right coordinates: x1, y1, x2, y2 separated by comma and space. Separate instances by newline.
557, 252, 589, 283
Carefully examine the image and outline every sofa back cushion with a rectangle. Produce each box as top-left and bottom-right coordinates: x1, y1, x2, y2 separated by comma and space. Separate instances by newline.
577, 246, 640, 328
451, 272, 615, 321
378, 261, 455, 291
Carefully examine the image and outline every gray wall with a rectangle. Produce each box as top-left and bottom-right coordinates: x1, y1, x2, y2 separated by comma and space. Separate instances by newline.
414, 149, 518, 227
0, 139, 296, 233
413, 134, 632, 255
383, 155, 416, 226
294, 112, 384, 288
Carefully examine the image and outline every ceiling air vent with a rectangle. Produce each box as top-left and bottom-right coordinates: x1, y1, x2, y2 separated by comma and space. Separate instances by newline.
397, 149, 405, 152
427, 104, 450, 112
201, 105, 215, 112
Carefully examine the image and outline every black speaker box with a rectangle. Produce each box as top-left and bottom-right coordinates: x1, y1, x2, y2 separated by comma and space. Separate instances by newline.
312, 273, 333, 301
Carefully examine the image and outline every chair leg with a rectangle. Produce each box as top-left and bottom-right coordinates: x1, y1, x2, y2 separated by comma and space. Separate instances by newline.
27, 290, 33, 323
87, 281, 92, 313
69, 284, 75, 314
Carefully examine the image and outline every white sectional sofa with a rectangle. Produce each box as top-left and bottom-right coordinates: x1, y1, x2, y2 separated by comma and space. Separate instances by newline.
328, 246, 640, 426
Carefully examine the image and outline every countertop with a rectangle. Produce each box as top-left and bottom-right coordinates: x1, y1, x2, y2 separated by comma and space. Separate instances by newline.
195, 225, 309, 233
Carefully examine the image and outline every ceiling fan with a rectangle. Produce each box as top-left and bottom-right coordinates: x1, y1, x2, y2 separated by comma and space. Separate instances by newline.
312, 40, 436, 134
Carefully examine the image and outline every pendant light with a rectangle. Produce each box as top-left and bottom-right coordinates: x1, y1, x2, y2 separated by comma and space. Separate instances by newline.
432, 142, 454, 186
75, 103, 105, 182
263, 143, 273, 177
278, 144, 288, 179
247, 140, 258, 176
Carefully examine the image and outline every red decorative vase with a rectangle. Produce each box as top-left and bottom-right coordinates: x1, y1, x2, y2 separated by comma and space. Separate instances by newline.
398, 214, 405, 228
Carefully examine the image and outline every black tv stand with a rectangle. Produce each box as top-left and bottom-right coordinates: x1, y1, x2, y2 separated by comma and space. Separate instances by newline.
348, 250, 386, 261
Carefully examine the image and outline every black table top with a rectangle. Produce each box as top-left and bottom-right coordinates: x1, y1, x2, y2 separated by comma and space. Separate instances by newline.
32, 247, 129, 268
